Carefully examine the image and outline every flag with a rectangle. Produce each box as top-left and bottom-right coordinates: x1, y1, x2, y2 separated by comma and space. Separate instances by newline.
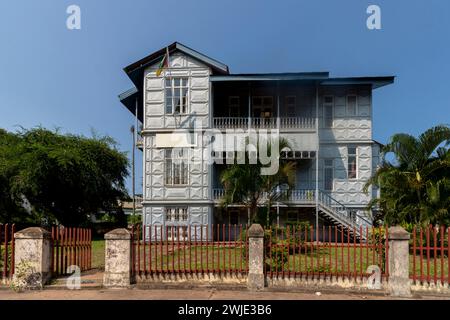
156, 47, 170, 76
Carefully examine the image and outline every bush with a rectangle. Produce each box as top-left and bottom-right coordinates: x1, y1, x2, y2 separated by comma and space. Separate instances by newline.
265, 240, 289, 271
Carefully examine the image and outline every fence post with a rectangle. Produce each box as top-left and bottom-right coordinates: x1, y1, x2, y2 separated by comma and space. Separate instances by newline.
103, 228, 132, 288
388, 226, 411, 297
13, 227, 52, 289
247, 224, 265, 291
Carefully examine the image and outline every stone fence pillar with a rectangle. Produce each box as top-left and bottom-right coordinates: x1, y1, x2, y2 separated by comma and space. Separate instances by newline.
247, 224, 265, 291
14, 227, 52, 289
103, 228, 132, 288
388, 226, 411, 297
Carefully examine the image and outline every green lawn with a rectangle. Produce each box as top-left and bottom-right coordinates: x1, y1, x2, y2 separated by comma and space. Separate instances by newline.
270, 245, 386, 274
91, 239, 105, 270
132, 243, 248, 272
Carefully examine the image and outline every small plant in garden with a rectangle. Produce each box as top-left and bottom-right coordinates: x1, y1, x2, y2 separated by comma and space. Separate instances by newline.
10, 260, 40, 292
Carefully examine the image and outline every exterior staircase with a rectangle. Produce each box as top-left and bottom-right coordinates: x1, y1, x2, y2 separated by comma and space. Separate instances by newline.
316, 190, 372, 241
212, 188, 372, 241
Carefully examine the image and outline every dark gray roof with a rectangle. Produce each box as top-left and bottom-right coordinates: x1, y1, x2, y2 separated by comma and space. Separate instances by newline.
119, 42, 395, 120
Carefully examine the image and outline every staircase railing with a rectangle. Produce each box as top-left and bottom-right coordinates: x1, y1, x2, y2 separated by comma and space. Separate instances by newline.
317, 190, 372, 237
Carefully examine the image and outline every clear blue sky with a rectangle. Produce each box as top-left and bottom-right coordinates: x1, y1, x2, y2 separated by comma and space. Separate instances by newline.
1, 0, 449, 194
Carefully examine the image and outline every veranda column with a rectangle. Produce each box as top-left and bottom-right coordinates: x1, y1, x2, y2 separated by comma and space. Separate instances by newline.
103, 228, 132, 288
247, 224, 265, 291
13, 227, 52, 289
388, 226, 411, 297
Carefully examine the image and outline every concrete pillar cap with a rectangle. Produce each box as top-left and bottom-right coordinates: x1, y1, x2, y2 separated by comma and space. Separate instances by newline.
105, 228, 131, 240
248, 224, 264, 238
14, 227, 51, 240
388, 226, 410, 240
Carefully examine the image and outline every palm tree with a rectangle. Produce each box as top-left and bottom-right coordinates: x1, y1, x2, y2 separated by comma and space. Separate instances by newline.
220, 137, 296, 226
365, 125, 450, 225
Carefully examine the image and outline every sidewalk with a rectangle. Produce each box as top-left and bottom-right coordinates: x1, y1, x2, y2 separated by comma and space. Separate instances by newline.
1, 272, 449, 300
0, 288, 406, 300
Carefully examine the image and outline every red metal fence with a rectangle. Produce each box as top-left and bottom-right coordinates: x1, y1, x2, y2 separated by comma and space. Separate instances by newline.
0, 224, 15, 280
410, 226, 449, 285
51, 226, 92, 276
265, 226, 389, 281
131, 224, 248, 276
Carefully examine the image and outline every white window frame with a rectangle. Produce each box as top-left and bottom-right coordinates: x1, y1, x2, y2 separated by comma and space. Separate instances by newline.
285, 96, 296, 117
165, 77, 189, 115
347, 146, 358, 180
323, 158, 334, 191
164, 148, 190, 186
165, 207, 189, 222
323, 95, 334, 128
346, 95, 358, 116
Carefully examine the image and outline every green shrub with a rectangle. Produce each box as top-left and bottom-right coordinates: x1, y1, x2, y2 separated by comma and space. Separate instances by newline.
265, 240, 289, 271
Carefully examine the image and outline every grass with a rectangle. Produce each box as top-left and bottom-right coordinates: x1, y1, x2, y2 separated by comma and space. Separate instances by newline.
92, 239, 105, 270
267, 244, 386, 275
132, 243, 248, 272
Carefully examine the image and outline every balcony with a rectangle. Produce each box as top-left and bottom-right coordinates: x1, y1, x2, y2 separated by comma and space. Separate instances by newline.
213, 188, 316, 205
213, 117, 316, 130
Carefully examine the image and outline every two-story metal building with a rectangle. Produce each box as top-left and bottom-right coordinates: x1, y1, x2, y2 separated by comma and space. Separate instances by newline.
119, 42, 394, 240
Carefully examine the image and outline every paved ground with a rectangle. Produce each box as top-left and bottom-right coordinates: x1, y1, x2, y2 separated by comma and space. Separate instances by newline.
1, 271, 449, 300
1, 287, 449, 300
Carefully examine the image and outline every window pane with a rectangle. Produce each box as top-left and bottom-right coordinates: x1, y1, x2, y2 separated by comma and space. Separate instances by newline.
324, 96, 333, 104
324, 167, 333, 190
166, 99, 172, 113
165, 88, 172, 97
325, 105, 333, 127
174, 78, 181, 86
347, 96, 357, 115
348, 147, 357, 156
165, 79, 171, 87
348, 157, 357, 179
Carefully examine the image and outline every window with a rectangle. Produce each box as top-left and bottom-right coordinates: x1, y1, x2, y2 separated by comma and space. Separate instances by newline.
252, 96, 273, 118
165, 77, 189, 114
229, 96, 240, 117
324, 159, 334, 191
347, 146, 358, 179
323, 96, 333, 128
347, 95, 357, 116
285, 96, 296, 117
165, 207, 188, 222
167, 226, 188, 241
165, 148, 189, 185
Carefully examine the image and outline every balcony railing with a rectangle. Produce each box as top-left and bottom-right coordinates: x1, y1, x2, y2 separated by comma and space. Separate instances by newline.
212, 188, 316, 203
213, 117, 316, 130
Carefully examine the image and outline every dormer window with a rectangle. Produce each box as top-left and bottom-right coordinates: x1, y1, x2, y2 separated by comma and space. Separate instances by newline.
165, 77, 189, 114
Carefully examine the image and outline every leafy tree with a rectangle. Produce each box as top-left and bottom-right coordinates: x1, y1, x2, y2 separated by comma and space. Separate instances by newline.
365, 125, 450, 226
0, 127, 129, 226
220, 137, 296, 226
